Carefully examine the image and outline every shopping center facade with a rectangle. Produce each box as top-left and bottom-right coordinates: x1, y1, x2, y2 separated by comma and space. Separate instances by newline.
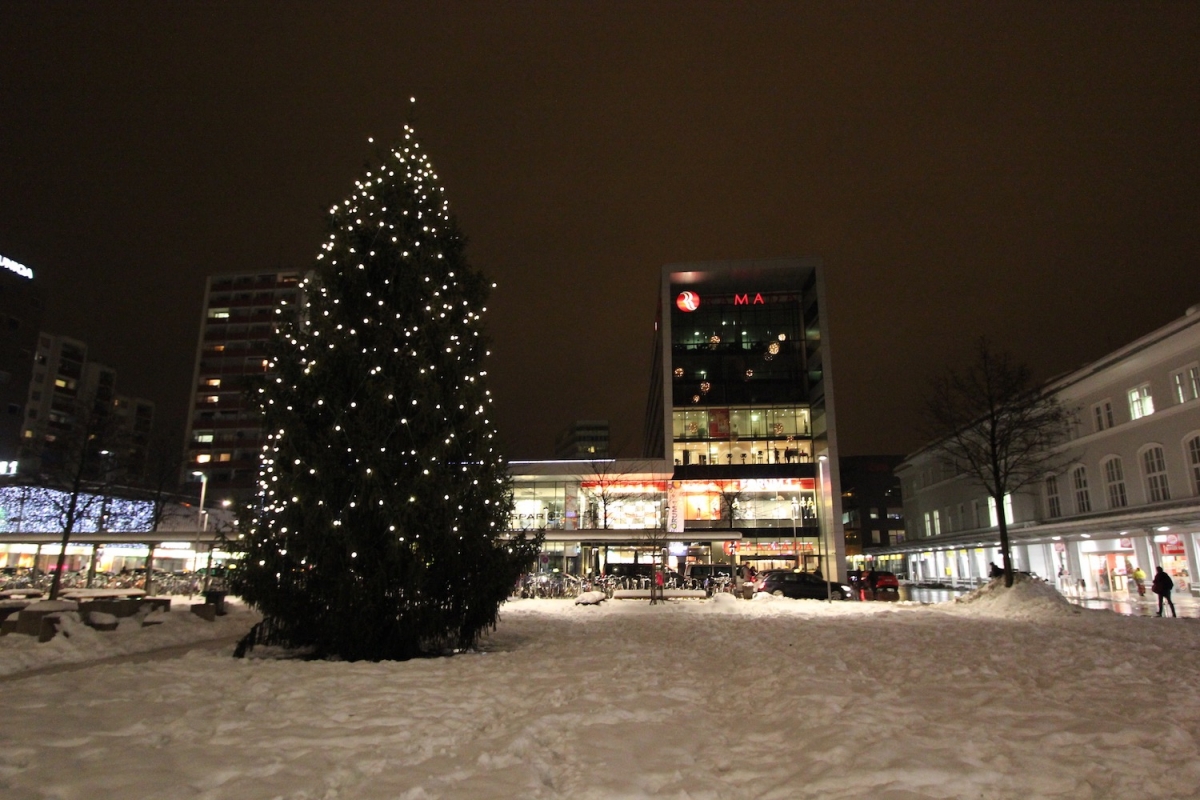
0, 259, 845, 582
887, 305, 1200, 596
509, 259, 846, 580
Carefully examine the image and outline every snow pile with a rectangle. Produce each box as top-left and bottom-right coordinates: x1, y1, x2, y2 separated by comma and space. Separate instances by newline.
951, 574, 1081, 619
0, 597, 259, 677
573, 590, 606, 605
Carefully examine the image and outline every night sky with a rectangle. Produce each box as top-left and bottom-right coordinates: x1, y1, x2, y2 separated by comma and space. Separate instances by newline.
2, 3, 1197, 461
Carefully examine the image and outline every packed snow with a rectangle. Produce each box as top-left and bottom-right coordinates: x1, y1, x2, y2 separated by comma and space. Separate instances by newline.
1, 585, 1198, 799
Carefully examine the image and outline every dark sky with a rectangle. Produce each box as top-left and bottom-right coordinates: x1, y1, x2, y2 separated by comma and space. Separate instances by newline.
2, 2, 1197, 460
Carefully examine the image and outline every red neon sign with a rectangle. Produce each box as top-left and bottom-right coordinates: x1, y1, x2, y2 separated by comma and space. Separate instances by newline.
734, 293, 765, 305
676, 291, 701, 312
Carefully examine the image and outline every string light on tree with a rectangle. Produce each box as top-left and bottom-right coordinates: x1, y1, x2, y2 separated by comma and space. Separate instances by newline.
233, 113, 540, 662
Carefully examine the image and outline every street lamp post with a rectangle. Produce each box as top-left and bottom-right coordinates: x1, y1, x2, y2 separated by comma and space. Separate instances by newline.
817, 455, 831, 603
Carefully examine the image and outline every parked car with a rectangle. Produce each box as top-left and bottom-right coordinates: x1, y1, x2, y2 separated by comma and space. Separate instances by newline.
757, 570, 855, 600
871, 571, 900, 592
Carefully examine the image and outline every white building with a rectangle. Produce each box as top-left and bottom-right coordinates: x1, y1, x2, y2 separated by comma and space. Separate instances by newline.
892, 304, 1200, 596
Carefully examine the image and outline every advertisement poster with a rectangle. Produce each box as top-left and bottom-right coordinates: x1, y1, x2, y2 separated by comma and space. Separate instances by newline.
708, 408, 730, 438
666, 481, 684, 533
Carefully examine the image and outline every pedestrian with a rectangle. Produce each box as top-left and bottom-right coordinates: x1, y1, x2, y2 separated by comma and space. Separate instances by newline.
867, 569, 879, 595
1133, 566, 1147, 597
989, 562, 1003, 579
1152, 566, 1177, 617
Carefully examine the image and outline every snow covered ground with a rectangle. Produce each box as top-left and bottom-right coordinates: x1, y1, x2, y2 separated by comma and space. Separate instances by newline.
2, 583, 1199, 799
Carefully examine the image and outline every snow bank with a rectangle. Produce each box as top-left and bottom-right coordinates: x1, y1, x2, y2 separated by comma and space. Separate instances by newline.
573, 590, 607, 605
0, 596, 259, 677
950, 574, 1081, 619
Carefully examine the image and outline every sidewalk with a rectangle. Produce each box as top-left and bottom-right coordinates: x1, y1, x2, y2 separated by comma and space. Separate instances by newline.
896, 583, 1200, 618
1065, 589, 1200, 619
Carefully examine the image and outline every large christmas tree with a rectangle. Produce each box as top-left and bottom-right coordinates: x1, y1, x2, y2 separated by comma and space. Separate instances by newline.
234, 125, 538, 661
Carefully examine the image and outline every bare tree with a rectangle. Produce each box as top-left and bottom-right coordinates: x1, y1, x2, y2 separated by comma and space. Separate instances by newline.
925, 339, 1076, 587
582, 458, 650, 530
33, 408, 129, 600
716, 482, 746, 529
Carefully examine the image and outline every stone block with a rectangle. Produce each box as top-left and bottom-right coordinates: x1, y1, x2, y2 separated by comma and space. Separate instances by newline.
189, 603, 216, 621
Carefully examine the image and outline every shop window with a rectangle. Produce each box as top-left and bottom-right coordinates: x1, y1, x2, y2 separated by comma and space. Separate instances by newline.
1103, 457, 1128, 509
1071, 466, 1091, 513
1142, 445, 1170, 503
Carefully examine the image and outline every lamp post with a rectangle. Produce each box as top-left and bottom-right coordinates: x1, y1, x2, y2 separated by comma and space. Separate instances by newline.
192, 471, 208, 594
817, 455, 831, 603
790, 496, 800, 572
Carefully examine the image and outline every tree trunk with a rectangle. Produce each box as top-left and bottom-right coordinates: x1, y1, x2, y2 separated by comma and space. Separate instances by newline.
996, 493, 1014, 588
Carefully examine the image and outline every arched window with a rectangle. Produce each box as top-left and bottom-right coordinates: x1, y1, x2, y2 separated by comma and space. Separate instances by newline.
1072, 465, 1091, 514
1102, 457, 1128, 509
1045, 474, 1061, 518
1185, 434, 1200, 496
1142, 445, 1170, 503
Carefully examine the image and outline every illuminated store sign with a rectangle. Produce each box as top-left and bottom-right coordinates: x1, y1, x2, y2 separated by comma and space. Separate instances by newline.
733, 293, 765, 305
676, 291, 700, 312
0, 256, 33, 280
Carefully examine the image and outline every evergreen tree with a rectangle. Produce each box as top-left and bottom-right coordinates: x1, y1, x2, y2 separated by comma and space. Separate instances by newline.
233, 125, 539, 660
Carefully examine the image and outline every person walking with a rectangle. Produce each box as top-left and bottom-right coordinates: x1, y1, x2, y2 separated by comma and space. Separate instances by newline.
1132, 566, 1147, 597
1152, 566, 1177, 617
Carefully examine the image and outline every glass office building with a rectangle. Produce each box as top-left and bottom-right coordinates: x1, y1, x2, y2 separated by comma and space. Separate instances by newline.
511, 259, 845, 580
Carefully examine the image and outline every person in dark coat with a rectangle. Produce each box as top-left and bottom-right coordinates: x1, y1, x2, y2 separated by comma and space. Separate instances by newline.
989, 562, 1004, 579
1152, 566, 1177, 617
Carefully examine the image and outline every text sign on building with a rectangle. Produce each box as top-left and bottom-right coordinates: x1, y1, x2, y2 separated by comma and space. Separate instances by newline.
676, 291, 700, 312
666, 481, 684, 533
0, 255, 33, 280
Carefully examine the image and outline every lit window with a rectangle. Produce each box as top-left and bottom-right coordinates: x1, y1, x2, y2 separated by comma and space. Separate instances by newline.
1142, 445, 1170, 503
217, 453, 232, 462
1171, 365, 1200, 404
205, 379, 221, 387
194, 433, 214, 443
1128, 385, 1154, 420
206, 396, 219, 404
196, 454, 212, 463
987, 495, 1015, 526
208, 308, 231, 319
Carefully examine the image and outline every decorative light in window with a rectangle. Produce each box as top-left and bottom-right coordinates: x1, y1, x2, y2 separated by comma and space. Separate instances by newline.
699, 381, 711, 394
778, 333, 786, 341
767, 342, 780, 355
692, 395, 701, 403
709, 335, 720, 349
673, 367, 684, 378
745, 369, 754, 378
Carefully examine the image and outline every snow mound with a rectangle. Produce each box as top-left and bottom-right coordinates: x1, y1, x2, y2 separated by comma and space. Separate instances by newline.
708, 592, 739, 606
574, 591, 607, 605
952, 574, 1080, 619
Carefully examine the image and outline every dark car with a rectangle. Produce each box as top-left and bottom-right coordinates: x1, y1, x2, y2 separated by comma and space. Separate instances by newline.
757, 570, 854, 600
